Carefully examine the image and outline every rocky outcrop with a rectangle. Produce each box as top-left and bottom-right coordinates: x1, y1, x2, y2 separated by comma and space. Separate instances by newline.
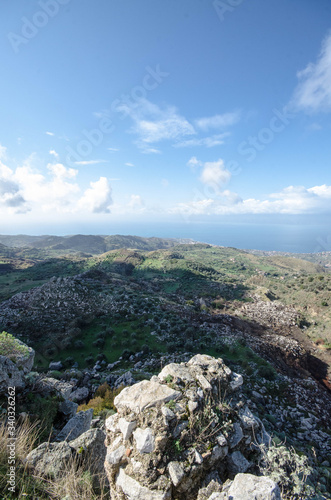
0, 355, 26, 392
70, 428, 107, 482
0, 338, 35, 393
35, 377, 75, 399
26, 441, 73, 477
69, 386, 89, 402
105, 354, 271, 500
55, 409, 94, 442
26, 427, 107, 486
0, 276, 112, 340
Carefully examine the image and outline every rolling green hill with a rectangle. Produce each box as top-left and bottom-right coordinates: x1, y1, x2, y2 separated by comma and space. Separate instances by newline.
0, 238, 330, 361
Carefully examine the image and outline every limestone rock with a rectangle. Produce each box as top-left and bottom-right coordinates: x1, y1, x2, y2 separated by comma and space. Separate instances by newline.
119, 417, 137, 440
114, 380, 181, 412
38, 377, 74, 399
229, 373, 243, 391
229, 423, 243, 449
196, 373, 212, 391
114, 370, 135, 388
228, 451, 251, 474
55, 409, 93, 442
0, 338, 35, 393
69, 386, 89, 402
168, 461, 185, 486
197, 478, 223, 500
133, 427, 155, 453
105, 354, 266, 500
212, 444, 229, 463
0, 355, 26, 392
227, 473, 281, 499
59, 399, 78, 419
26, 441, 73, 477
162, 406, 175, 421
69, 428, 106, 477
239, 407, 259, 430
106, 444, 126, 465
115, 467, 171, 499
188, 401, 198, 413
159, 363, 194, 384
105, 413, 120, 433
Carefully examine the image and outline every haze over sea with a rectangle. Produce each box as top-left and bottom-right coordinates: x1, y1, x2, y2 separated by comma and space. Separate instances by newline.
33, 220, 330, 254
101, 223, 331, 254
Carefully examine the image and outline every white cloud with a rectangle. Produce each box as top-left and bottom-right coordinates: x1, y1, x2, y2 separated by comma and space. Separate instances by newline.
46, 131, 55, 136
115, 98, 238, 152
0, 152, 113, 216
78, 177, 113, 214
199, 159, 232, 187
125, 162, 135, 167
48, 163, 78, 179
49, 149, 59, 159
171, 184, 331, 216
13, 162, 80, 213
74, 160, 107, 165
0, 162, 27, 212
110, 193, 146, 215
174, 133, 229, 148
291, 32, 331, 113
195, 111, 240, 131
308, 184, 331, 197
128, 194, 145, 209
187, 156, 202, 170
108, 147, 119, 152
141, 147, 161, 154
137, 115, 195, 143
116, 98, 196, 152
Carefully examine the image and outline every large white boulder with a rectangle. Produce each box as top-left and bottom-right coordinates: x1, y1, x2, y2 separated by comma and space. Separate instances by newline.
114, 380, 181, 412
227, 473, 281, 499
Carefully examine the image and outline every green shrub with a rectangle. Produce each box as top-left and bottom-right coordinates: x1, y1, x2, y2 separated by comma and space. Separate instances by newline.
63, 356, 75, 368
184, 341, 194, 351
93, 338, 105, 348
0, 331, 29, 357
74, 340, 85, 349
78, 383, 123, 416
260, 443, 314, 498
85, 355, 94, 366
258, 364, 277, 381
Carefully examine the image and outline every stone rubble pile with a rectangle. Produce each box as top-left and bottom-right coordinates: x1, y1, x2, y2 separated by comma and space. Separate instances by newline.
0, 276, 113, 337
104, 354, 274, 500
241, 300, 299, 328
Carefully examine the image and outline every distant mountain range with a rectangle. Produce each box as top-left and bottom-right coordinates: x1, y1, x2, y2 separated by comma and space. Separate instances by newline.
0, 234, 195, 255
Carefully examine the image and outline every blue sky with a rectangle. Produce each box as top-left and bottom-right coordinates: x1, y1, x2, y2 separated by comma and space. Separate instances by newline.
0, 0, 331, 234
